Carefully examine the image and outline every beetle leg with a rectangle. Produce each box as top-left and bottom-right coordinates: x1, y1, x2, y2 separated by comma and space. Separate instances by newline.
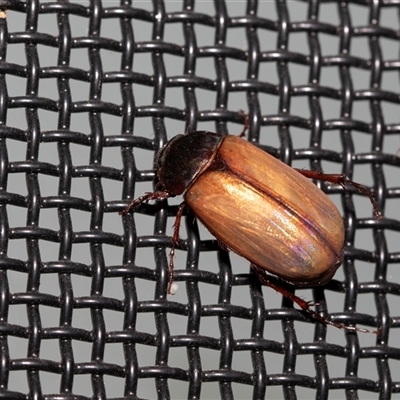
251, 264, 379, 334
168, 202, 186, 294
294, 169, 381, 219
119, 191, 172, 215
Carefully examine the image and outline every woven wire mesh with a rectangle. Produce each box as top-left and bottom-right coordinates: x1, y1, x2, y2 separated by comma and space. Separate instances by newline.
1, 0, 400, 399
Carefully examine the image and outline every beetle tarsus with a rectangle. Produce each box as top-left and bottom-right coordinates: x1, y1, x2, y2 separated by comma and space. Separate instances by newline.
251, 264, 379, 334
119, 191, 172, 215
294, 170, 382, 219
167, 202, 186, 295
167, 252, 175, 295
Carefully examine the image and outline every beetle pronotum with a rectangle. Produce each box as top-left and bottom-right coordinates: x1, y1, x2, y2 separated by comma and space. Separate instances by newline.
121, 117, 381, 334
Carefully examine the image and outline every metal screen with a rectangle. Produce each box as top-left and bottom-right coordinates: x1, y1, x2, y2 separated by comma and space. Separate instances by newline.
1, 1, 400, 399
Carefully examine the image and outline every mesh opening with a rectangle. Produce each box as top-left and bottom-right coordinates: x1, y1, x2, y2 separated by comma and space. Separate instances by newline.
1, 1, 400, 399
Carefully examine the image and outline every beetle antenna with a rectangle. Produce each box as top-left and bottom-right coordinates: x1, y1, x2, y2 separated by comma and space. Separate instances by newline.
251, 264, 380, 335
119, 191, 172, 215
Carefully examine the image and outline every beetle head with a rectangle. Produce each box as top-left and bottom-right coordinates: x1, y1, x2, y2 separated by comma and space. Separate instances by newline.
155, 131, 224, 195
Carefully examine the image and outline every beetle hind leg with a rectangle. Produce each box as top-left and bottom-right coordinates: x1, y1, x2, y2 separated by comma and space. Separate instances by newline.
251, 264, 379, 334
294, 169, 381, 219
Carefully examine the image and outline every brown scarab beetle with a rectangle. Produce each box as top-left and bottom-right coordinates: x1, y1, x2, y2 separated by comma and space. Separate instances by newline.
121, 126, 381, 334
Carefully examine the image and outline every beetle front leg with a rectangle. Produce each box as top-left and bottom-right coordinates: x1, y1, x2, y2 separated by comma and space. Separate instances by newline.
251, 264, 379, 334
294, 169, 381, 219
119, 191, 172, 215
168, 202, 186, 294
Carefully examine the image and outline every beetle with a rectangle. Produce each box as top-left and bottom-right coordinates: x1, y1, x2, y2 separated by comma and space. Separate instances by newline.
120, 121, 380, 333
